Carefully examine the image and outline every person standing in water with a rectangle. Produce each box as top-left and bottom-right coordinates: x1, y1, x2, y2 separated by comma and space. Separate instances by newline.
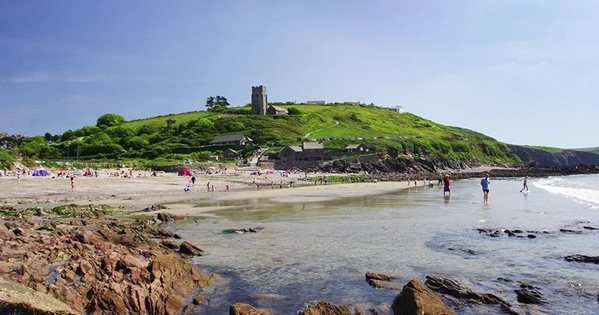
520, 176, 529, 193
480, 173, 490, 203
442, 174, 451, 196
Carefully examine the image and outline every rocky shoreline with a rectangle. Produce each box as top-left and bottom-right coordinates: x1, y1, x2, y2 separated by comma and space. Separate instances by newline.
318, 157, 599, 182
0, 205, 217, 314
1, 166, 598, 314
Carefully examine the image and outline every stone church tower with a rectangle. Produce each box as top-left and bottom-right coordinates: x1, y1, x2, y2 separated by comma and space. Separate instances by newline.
251, 85, 268, 115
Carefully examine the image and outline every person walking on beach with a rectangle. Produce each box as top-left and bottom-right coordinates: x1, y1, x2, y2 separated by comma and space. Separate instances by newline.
520, 176, 529, 193
70, 176, 75, 191
480, 173, 490, 203
191, 176, 196, 186
443, 174, 451, 196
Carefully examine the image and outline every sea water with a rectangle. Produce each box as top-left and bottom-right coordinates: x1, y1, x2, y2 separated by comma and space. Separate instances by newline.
170, 174, 599, 314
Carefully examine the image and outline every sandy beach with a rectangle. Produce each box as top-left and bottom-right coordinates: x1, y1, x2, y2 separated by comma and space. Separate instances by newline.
0, 169, 413, 217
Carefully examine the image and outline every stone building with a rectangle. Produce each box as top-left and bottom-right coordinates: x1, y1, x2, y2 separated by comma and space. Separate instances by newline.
251, 85, 268, 115
276, 141, 324, 169
251, 85, 288, 115
266, 105, 288, 115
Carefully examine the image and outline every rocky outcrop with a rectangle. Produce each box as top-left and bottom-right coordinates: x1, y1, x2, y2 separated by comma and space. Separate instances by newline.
509, 145, 599, 168
564, 254, 599, 264
391, 279, 456, 315
229, 302, 271, 315
424, 276, 505, 305
298, 301, 358, 315
365, 272, 402, 290
0, 277, 78, 315
515, 286, 546, 304
0, 207, 218, 315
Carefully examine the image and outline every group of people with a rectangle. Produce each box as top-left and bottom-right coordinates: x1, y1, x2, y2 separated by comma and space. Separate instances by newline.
440, 173, 524, 204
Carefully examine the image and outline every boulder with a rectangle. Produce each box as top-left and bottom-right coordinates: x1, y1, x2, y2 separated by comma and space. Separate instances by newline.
392, 279, 456, 315
0, 277, 78, 315
298, 301, 355, 315
425, 276, 505, 304
229, 302, 270, 315
365, 271, 395, 282
515, 286, 546, 304
146, 254, 217, 314
142, 204, 168, 212
564, 254, 599, 264
367, 279, 403, 290
365, 272, 401, 289
179, 241, 205, 256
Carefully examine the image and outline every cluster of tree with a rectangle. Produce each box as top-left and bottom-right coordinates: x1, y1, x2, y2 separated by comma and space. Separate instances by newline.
2, 109, 293, 162
205, 96, 229, 112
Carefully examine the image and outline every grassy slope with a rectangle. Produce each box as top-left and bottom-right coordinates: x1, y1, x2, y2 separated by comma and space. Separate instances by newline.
573, 147, 599, 154
118, 103, 519, 164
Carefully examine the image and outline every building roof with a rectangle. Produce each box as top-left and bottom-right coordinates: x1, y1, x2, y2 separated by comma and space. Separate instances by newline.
302, 142, 323, 150
210, 134, 252, 144
278, 145, 303, 154
346, 144, 362, 149
268, 105, 288, 112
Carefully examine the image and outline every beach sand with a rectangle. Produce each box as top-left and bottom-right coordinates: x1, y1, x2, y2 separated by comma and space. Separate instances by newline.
0, 170, 413, 217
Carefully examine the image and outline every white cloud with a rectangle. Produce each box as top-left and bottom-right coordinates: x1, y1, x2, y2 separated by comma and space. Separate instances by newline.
66, 75, 107, 83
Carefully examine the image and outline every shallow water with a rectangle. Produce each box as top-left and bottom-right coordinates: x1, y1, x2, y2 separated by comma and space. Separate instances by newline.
170, 176, 599, 314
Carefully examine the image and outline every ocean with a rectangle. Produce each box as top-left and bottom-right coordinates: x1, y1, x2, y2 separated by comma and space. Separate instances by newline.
171, 174, 599, 314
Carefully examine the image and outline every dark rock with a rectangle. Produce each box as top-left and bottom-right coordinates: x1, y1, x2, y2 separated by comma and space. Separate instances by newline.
392, 279, 457, 315
564, 254, 599, 264
156, 212, 179, 223
142, 204, 167, 212
368, 279, 403, 290
365, 272, 401, 290
298, 301, 360, 315
583, 226, 599, 230
447, 247, 477, 255
559, 229, 582, 234
500, 302, 523, 315
476, 228, 501, 237
229, 302, 270, 315
12, 227, 27, 236
179, 241, 204, 256
425, 276, 505, 305
161, 240, 180, 250
366, 272, 395, 282
515, 286, 546, 304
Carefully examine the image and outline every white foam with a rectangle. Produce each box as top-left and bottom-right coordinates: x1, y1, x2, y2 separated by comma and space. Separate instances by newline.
534, 176, 599, 208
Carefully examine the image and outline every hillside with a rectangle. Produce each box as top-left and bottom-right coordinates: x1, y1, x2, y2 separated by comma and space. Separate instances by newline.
2, 103, 597, 171
509, 145, 599, 169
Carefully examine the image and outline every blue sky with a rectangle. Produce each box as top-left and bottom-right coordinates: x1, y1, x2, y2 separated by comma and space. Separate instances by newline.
1, 0, 598, 148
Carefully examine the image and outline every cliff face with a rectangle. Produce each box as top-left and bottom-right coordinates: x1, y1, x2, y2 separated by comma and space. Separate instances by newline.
509, 145, 599, 168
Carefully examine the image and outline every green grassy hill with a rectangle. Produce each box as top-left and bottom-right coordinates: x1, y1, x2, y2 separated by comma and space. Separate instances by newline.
116, 103, 519, 164
2, 103, 523, 167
